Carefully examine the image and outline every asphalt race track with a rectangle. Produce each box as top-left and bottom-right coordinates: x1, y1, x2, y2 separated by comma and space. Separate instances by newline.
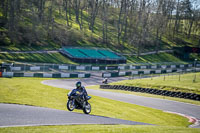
0, 103, 150, 127
42, 74, 200, 128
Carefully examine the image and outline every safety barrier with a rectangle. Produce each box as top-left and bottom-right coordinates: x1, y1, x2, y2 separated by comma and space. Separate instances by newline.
100, 85, 200, 101
2, 72, 90, 78
9, 63, 200, 72
102, 68, 200, 77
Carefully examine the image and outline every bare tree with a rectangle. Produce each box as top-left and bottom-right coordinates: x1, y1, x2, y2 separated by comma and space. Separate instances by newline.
73, 0, 81, 25
0, 0, 8, 23
64, 0, 70, 26
153, 0, 169, 53
173, 0, 181, 38
38, 0, 46, 22
72, 0, 87, 30
101, 0, 109, 44
46, 0, 55, 39
88, 0, 99, 32
181, 0, 197, 38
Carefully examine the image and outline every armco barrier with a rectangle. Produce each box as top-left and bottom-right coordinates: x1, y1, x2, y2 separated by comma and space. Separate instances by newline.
102, 67, 200, 78
52, 73, 61, 78
2, 72, 90, 78
100, 85, 200, 101
10, 63, 199, 72
2, 72, 13, 77
13, 73, 24, 77
34, 73, 43, 77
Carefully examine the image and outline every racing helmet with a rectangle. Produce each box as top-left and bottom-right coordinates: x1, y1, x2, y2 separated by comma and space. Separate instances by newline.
76, 81, 81, 88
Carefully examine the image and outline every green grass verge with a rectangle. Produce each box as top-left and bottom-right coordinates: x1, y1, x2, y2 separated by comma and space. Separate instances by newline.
0, 78, 68, 110
0, 125, 200, 133
0, 77, 198, 133
0, 53, 77, 64
110, 72, 200, 95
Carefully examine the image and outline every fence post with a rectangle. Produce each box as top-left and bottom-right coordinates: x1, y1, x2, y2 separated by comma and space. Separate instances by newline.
193, 74, 196, 83
24, 64, 25, 72
43, 63, 45, 72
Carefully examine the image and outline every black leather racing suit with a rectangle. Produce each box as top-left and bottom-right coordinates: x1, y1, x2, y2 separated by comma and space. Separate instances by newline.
76, 86, 88, 102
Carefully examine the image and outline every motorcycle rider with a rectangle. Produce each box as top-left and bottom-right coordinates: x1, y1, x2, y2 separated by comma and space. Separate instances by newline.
75, 81, 88, 102
102, 78, 108, 84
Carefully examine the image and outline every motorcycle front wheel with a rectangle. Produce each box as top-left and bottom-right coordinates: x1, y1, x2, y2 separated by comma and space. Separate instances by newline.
67, 99, 75, 111
83, 102, 91, 114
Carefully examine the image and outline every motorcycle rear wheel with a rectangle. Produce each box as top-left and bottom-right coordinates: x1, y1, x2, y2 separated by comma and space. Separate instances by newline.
67, 99, 75, 111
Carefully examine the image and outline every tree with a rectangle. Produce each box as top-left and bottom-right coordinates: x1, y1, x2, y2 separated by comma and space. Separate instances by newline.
181, 0, 196, 37
173, 0, 181, 38
101, 0, 109, 44
73, 0, 81, 27
47, 0, 55, 39
64, 0, 70, 26
153, 0, 170, 53
88, 0, 99, 32
72, 0, 87, 30
0, 0, 9, 24
37, 0, 46, 22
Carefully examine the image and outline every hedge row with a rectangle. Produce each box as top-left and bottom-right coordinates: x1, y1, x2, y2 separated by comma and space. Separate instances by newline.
100, 85, 200, 101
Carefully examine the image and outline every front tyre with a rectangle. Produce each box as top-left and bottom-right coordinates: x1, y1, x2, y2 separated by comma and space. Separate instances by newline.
83, 102, 91, 114
67, 99, 75, 111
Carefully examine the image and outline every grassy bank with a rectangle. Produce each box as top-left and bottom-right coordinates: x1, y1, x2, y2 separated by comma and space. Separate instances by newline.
110, 72, 200, 95
126, 53, 186, 64
0, 52, 186, 65
0, 42, 60, 52
0, 52, 76, 64
1, 125, 200, 133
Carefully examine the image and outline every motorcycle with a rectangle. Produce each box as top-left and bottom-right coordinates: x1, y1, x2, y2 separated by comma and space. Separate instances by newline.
67, 89, 92, 114
102, 78, 108, 84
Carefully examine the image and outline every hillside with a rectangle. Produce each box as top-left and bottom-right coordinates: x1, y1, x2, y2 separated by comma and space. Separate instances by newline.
0, 0, 200, 64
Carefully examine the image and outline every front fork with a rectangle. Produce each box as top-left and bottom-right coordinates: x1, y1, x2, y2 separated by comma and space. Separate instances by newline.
68, 97, 75, 105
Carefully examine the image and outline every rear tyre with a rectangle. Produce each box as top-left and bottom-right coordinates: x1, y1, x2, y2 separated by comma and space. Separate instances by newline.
83, 102, 91, 114
67, 99, 75, 111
